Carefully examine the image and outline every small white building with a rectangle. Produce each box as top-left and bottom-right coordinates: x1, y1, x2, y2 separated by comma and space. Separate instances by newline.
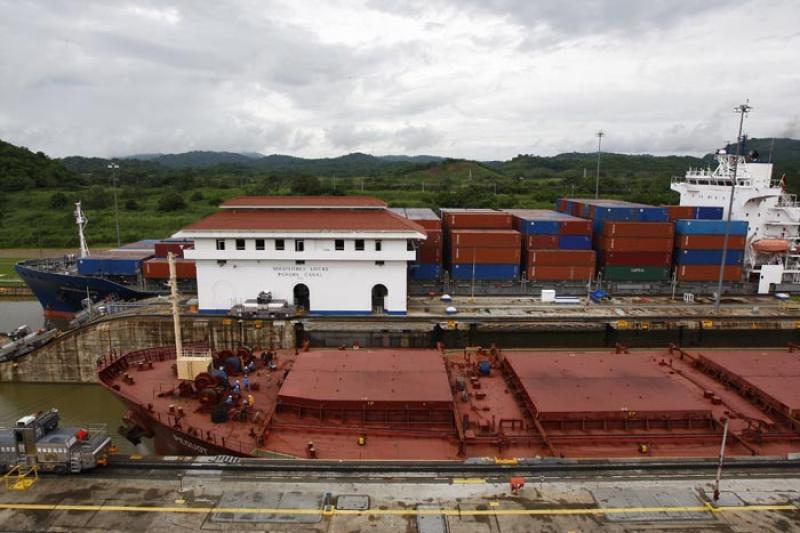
176, 196, 426, 315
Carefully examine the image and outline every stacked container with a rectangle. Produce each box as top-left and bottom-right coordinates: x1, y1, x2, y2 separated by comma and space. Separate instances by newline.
674, 219, 748, 281
505, 209, 595, 281
556, 199, 674, 282
143, 238, 196, 280
441, 209, 520, 280
665, 206, 724, 221
393, 208, 444, 280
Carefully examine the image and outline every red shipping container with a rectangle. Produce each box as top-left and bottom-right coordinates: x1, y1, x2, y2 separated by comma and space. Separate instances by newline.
423, 229, 442, 246
525, 235, 560, 249
558, 199, 568, 212
452, 247, 520, 264
154, 241, 194, 258
602, 251, 672, 267
596, 237, 673, 252
443, 211, 512, 229
527, 265, 595, 281
412, 219, 442, 231
417, 246, 442, 263
143, 258, 197, 279
676, 265, 743, 281
602, 222, 674, 238
450, 229, 521, 248
559, 219, 592, 235
666, 206, 696, 221
675, 235, 746, 250
526, 250, 596, 267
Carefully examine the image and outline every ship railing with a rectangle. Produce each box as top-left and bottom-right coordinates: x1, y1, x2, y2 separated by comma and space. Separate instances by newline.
775, 194, 800, 208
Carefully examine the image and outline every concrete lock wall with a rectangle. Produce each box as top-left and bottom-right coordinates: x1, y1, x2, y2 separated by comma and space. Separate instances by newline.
0, 316, 295, 384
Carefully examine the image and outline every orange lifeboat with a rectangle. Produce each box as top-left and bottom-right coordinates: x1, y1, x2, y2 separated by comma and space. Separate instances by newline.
752, 239, 790, 253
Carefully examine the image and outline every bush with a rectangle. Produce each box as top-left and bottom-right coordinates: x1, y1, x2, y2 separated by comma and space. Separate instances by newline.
157, 191, 186, 211
190, 191, 204, 201
124, 199, 140, 210
49, 192, 69, 209
83, 185, 110, 209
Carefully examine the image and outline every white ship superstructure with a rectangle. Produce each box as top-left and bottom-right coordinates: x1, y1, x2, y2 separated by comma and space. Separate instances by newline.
671, 150, 800, 289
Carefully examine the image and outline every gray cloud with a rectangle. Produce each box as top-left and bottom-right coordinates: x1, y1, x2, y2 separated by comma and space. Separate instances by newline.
0, 0, 797, 160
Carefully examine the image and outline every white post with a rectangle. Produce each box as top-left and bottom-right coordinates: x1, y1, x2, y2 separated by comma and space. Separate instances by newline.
713, 418, 729, 502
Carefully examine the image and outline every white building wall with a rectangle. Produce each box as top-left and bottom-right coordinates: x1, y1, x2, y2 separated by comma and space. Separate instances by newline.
194, 258, 408, 314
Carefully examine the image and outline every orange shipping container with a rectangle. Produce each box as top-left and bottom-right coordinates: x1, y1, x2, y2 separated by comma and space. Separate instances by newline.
675, 235, 746, 250
443, 211, 512, 229
602, 222, 674, 238
525, 235, 560, 249
527, 265, 595, 281
452, 246, 520, 264
423, 229, 442, 246
450, 229, 521, 248
143, 258, 197, 279
666, 206, 697, 221
559, 219, 593, 235
676, 265, 743, 281
596, 237, 673, 252
417, 246, 442, 263
526, 249, 596, 267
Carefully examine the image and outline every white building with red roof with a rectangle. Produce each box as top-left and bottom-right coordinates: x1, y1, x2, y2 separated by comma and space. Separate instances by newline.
175, 196, 426, 315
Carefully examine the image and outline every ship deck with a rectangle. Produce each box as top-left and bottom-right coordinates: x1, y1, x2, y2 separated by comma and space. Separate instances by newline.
97, 345, 800, 460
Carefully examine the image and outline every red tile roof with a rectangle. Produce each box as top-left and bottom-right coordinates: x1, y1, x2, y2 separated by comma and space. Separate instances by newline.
221, 196, 387, 208
181, 208, 426, 234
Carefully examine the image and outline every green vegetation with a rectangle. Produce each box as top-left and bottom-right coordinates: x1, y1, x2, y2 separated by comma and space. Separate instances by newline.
1, 137, 799, 249
0, 257, 22, 282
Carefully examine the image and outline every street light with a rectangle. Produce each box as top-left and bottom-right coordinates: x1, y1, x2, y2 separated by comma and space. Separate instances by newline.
107, 162, 121, 247
714, 101, 752, 312
594, 131, 604, 199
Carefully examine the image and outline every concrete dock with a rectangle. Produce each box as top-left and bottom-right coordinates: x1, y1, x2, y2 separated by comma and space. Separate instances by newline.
1, 465, 799, 531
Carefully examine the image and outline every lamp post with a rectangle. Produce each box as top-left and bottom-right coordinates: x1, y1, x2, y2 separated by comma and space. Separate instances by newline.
714, 101, 751, 312
107, 162, 121, 247
594, 131, 604, 199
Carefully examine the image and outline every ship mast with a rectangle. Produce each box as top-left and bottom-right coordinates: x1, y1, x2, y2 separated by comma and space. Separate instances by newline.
74, 201, 90, 258
168, 251, 183, 360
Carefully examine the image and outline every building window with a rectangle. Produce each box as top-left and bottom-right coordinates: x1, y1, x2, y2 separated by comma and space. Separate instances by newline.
375, 260, 384, 266
295, 240, 305, 252
375, 240, 382, 251
335, 239, 345, 251
355, 239, 364, 251
296, 260, 305, 265
255, 239, 265, 250
275, 239, 285, 250
216, 239, 225, 251
236, 238, 245, 250
407, 240, 414, 251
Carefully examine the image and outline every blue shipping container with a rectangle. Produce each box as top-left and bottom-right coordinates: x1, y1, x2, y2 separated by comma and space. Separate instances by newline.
674, 219, 748, 236
558, 235, 592, 249
695, 206, 724, 220
451, 263, 519, 280
77, 258, 141, 276
410, 263, 442, 280
635, 207, 669, 222
674, 249, 745, 265
517, 219, 561, 235
593, 207, 636, 222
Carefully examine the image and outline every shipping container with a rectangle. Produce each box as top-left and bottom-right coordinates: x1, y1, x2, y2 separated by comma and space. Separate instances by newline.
560, 219, 593, 235
526, 265, 595, 281
601, 222, 674, 239
451, 263, 519, 280
596, 237, 674, 252
410, 263, 442, 280
695, 206, 724, 220
599, 251, 672, 267
417, 246, 442, 263
676, 265, 743, 281
441, 209, 512, 229
675, 235, 746, 250
404, 208, 442, 230
634, 206, 669, 222
77, 250, 153, 277
451, 246, 520, 264
674, 249, 745, 265
526, 249, 596, 267
525, 235, 560, 249
674, 219, 748, 236
450, 229, 521, 248
154, 240, 194, 258
142, 258, 197, 279
558, 235, 592, 250
603, 266, 671, 282
422, 229, 442, 246
666, 205, 697, 221
505, 209, 591, 236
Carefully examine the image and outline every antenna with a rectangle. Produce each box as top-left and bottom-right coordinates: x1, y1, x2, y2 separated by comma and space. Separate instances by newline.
714, 100, 752, 312
594, 130, 605, 199
74, 201, 90, 258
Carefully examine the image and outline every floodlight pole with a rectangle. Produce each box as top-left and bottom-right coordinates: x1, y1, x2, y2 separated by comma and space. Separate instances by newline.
712, 417, 729, 502
594, 131, 604, 199
714, 101, 751, 312
108, 162, 121, 247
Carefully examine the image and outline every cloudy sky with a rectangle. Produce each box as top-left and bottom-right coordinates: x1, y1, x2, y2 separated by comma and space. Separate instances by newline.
0, 0, 798, 160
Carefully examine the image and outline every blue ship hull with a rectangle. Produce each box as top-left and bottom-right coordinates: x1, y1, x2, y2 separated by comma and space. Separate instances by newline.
15, 261, 157, 317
